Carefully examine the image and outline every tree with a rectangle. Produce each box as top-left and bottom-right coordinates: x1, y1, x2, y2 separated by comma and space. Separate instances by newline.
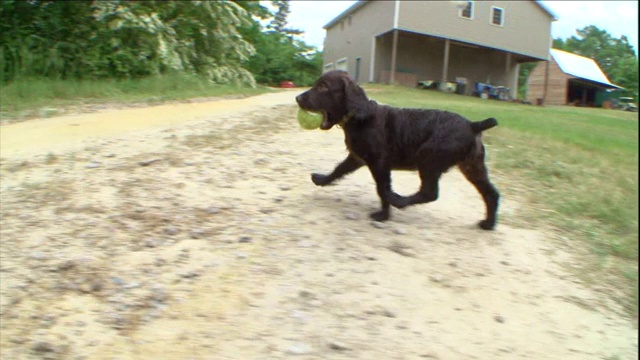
235, 0, 271, 20
267, 0, 302, 37
93, 1, 257, 85
1, 1, 259, 85
0, 0, 323, 87
517, 62, 536, 100
0, 1, 101, 81
239, 0, 321, 86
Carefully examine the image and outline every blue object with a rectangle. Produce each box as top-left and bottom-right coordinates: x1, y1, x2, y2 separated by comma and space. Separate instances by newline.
475, 82, 510, 100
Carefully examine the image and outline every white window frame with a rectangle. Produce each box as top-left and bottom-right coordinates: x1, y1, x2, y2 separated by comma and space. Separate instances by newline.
323, 63, 334, 73
459, 1, 474, 20
336, 57, 348, 73
490, 6, 505, 27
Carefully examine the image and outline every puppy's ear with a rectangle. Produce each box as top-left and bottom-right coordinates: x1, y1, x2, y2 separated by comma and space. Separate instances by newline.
343, 76, 370, 121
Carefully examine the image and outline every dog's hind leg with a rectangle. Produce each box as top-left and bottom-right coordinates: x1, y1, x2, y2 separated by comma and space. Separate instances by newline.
386, 141, 452, 209
458, 149, 499, 230
366, 160, 398, 221
387, 168, 442, 209
311, 154, 364, 186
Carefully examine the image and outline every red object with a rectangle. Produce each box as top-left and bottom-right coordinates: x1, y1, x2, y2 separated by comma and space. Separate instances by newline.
280, 81, 295, 88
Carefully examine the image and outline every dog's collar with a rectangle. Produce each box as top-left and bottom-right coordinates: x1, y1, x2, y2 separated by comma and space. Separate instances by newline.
337, 111, 355, 127
339, 100, 376, 127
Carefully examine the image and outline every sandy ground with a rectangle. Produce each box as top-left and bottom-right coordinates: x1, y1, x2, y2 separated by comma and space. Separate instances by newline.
0, 90, 637, 360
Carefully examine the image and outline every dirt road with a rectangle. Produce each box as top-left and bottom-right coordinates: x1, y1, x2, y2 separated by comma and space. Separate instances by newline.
0, 90, 637, 359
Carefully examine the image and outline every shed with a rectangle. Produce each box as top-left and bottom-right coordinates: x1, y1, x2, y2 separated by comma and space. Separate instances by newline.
527, 49, 622, 106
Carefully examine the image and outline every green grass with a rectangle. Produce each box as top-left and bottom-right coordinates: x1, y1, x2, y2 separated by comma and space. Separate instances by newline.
365, 84, 639, 317
0, 73, 272, 121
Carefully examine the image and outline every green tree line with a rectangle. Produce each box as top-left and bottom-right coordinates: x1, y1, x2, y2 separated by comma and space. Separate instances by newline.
0, 0, 322, 86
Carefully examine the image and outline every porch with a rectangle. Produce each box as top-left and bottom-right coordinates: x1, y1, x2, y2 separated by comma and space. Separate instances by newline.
372, 29, 541, 99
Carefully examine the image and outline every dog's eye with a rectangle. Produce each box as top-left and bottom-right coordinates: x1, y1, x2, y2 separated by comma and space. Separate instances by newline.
317, 84, 328, 93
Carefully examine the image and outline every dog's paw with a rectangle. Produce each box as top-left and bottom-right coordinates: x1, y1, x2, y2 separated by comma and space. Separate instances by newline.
369, 209, 390, 222
387, 193, 409, 209
478, 219, 496, 230
311, 173, 331, 186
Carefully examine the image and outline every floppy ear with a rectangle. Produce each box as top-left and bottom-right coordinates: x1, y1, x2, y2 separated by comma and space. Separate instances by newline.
343, 76, 371, 121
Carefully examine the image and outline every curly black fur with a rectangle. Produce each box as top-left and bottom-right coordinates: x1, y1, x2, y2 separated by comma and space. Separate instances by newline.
296, 70, 499, 230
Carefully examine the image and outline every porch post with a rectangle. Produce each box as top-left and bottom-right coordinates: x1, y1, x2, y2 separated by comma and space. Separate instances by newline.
513, 63, 520, 99
543, 60, 549, 105
369, 36, 376, 82
390, 30, 399, 84
441, 38, 450, 88
505, 52, 512, 98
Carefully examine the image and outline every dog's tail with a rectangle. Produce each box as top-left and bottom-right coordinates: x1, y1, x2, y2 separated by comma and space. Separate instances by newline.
471, 117, 498, 134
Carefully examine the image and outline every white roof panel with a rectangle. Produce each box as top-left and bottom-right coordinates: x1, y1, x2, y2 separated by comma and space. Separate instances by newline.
550, 49, 620, 88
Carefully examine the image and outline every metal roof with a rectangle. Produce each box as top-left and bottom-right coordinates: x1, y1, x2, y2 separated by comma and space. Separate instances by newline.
323, 0, 557, 29
534, 1, 559, 21
323, 1, 366, 29
550, 49, 621, 89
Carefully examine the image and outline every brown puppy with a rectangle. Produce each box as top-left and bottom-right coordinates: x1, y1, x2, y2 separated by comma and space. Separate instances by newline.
296, 70, 499, 230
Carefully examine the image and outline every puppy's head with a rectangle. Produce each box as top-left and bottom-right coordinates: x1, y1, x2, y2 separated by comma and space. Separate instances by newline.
295, 70, 370, 130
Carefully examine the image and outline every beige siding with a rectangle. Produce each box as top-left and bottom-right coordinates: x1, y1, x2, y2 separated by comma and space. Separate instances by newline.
324, 1, 395, 82
527, 58, 569, 105
397, 1, 552, 60
323, 0, 553, 92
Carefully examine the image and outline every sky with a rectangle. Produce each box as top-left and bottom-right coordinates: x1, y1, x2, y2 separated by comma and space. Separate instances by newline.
285, 1, 639, 55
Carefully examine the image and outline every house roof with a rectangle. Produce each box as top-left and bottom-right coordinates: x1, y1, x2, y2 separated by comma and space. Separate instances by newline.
534, 1, 559, 21
323, 1, 367, 29
550, 49, 621, 88
323, 0, 558, 29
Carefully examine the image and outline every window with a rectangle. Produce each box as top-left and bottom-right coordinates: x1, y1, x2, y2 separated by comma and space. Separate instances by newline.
323, 63, 334, 73
491, 6, 504, 26
460, 1, 473, 19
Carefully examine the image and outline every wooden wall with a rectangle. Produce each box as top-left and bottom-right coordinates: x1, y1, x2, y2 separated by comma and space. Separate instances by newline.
527, 59, 569, 105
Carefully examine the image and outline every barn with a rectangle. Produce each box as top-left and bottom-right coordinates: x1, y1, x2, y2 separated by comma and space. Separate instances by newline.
526, 49, 622, 106
321, 1, 557, 99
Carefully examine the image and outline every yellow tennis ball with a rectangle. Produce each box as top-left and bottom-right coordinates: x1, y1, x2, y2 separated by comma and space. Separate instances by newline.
297, 108, 323, 130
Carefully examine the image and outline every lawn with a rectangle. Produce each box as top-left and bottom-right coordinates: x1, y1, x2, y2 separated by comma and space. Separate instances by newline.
365, 84, 639, 317
0, 74, 272, 121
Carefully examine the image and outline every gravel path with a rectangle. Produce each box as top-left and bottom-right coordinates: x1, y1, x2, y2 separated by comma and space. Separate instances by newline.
0, 91, 637, 359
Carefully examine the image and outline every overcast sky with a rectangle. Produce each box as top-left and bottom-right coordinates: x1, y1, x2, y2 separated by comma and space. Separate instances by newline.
285, 1, 639, 55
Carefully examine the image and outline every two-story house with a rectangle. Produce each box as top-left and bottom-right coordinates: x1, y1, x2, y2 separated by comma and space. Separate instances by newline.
322, 0, 557, 98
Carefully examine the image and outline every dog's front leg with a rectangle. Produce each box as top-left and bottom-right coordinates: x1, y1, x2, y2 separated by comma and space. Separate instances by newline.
366, 160, 404, 221
311, 154, 364, 186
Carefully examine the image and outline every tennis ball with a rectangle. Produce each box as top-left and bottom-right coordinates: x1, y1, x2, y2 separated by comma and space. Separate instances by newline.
297, 108, 323, 130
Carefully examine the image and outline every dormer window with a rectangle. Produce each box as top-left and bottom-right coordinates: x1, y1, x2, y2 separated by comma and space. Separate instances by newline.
460, 1, 473, 19
491, 6, 504, 26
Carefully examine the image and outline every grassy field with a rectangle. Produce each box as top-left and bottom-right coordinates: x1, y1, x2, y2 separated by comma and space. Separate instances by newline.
0, 74, 272, 121
365, 84, 638, 317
